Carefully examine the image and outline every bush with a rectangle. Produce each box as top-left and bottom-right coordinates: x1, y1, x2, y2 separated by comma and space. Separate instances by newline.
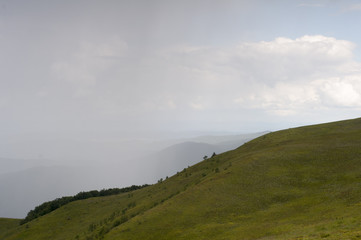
20, 184, 150, 225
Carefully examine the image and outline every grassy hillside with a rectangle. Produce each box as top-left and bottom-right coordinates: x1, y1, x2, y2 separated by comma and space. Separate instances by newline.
3, 118, 361, 240
0, 218, 21, 239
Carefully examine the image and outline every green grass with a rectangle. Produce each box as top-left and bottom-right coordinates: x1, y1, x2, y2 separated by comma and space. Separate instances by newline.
21, 185, 149, 225
0, 218, 21, 239
2, 117, 361, 239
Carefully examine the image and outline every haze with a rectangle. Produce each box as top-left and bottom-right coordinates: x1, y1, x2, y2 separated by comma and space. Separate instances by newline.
1, 0, 361, 218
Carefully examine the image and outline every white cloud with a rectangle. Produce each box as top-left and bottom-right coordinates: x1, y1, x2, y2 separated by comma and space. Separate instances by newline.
190, 102, 205, 110
298, 3, 324, 8
76, 39, 127, 59
167, 100, 177, 110
342, 3, 361, 12
45, 34, 361, 129
51, 38, 128, 97
158, 35, 359, 115
270, 109, 298, 117
239, 35, 354, 59
316, 77, 361, 107
51, 61, 97, 97
233, 35, 355, 85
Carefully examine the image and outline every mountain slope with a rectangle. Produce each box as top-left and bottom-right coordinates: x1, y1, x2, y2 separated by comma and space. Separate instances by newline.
0, 218, 20, 240
140, 141, 223, 182
4, 118, 361, 240
134, 132, 268, 183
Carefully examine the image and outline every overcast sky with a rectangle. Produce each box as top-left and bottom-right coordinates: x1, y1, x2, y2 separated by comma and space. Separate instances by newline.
1, 0, 361, 141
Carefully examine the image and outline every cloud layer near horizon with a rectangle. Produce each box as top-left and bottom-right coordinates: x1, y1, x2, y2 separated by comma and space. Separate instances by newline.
2, 33, 361, 136
2, 1, 361, 135
33, 35, 361, 131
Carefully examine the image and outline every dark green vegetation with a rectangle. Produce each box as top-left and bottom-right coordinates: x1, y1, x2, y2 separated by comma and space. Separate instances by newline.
2, 118, 361, 239
20, 185, 149, 225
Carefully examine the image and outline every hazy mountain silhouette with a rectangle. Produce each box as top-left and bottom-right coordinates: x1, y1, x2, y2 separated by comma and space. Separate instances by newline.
0, 132, 267, 218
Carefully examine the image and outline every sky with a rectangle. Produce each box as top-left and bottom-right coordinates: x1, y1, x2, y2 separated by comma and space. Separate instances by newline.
1, 0, 361, 158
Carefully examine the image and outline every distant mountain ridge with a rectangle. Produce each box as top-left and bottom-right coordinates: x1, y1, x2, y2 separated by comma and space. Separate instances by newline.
189, 131, 270, 145
152, 141, 222, 177
0, 132, 266, 218
134, 132, 269, 183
